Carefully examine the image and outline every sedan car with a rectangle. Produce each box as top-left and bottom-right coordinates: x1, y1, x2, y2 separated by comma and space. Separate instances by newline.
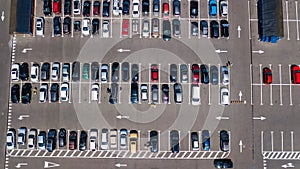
72, 61, 80, 82
91, 62, 99, 81
82, 63, 89, 80
60, 82, 69, 101
200, 64, 209, 84
202, 130, 210, 151
191, 132, 199, 151
92, 19, 99, 35
220, 87, 229, 106
101, 128, 109, 150
64, 0, 71, 15
141, 84, 148, 101
174, 83, 182, 103
180, 64, 188, 83
173, 19, 180, 36
192, 64, 200, 84
63, 17, 71, 35
28, 129, 37, 149
170, 130, 179, 153
36, 17, 44, 36
43, 0, 52, 15
93, 1, 100, 15
62, 63, 70, 81
7, 130, 15, 150
39, 83, 48, 103
132, 0, 140, 17
152, 18, 159, 38
69, 131, 77, 150
190, 1, 198, 18
214, 159, 233, 168
163, 20, 171, 41
122, 0, 130, 15
51, 62, 60, 81
142, 0, 149, 16
18, 127, 27, 145
122, 62, 130, 82
31, 63, 39, 82
173, 0, 180, 16
291, 65, 300, 84
53, 0, 61, 14
19, 62, 29, 81
131, 64, 139, 82
162, 84, 169, 103
101, 64, 108, 83
151, 64, 159, 82
200, 20, 208, 37
131, 82, 139, 104
73, 0, 81, 15
153, 0, 160, 16
111, 62, 120, 82
79, 131, 87, 151
210, 20, 219, 38
38, 131, 46, 150
209, 0, 217, 17
109, 83, 118, 104
53, 16, 61, 36
142, 19, 150, 38
90, 129, 98, 151
220, 20, 229, 38
82, 18, 90, 36
50, 83, 59, 102
83, 1, 91, 16
120, 129, 128, 149
102, 0, 110, 17
122, 19, 129, 37
170, 64, 177, 82
221, 66, 229, 85
59, 128, 66, 147
41, 62, 50, 81
47, 129, 56, 152
191, 22, 198, 36
210, 65, 218, 85
21, 83, 32, 104
220, 130, 229, 152
102, 20, 110, 38
263, 67, 272, 84
11, 63, 19, 81
219, 0, 228, 17
150, 130, 158, 153
11, 84, 20, 103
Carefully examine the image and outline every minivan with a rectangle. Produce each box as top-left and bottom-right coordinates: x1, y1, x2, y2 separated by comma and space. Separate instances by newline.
191, 85, 200, 105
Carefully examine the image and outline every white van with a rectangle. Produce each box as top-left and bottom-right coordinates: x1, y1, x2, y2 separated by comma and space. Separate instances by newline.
191, 85, 200, 105
91, 83, 99, 101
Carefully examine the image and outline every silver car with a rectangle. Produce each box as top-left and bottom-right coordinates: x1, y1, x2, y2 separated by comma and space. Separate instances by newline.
173, 19, 180, 36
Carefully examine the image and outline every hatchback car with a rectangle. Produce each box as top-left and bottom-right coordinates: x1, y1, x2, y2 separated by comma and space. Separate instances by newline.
60, 82, 69, 101
93, 1, 100, 15
174, 83, 182, 103
122, 62, 130, 82
201, 64, 209, 84
38, 131, 46, 150
91, 62, 99, 81
131, 64, 139, 82
19, 63, 29, 81
173, 0, 180, 16
173, 19, 180, 36
41, 62, 50, 81
58, 128, 66, 147
50, 83, 59, 102
214, 159, 233, 168
263, 67, 272, 84
102, 0, 110, 17
7, 130, 15, 150
64, 0, 71, 15
131, 82, 139, 104
18, 127, 26, 145
111, 62, 120, 82
219, 0, 228, 17
151, 64, 159, 82
291, 65, 300, 84
73, 0, 81, 15
220, 20, 229, 37
141, 84, 148, 101
221, 66, 229, 85
79, 131, 87, 151
191, 132, 199, 151
11, 84, 20, 103
162, 84, 169, 103
220, 87, 229, 106
51, 62, 60, 81
72, 61, 80, 82
69, 131, 77, 150
192, 64, 200, 84
11, 63, 19, 81
180, 64, 188, 83
220, 130, 229, 152
101, 64, 109, 83
102, 20, 110, 38
82, 18, 90, 36
142, 0, 149, 16
200, 20, 208, 37
210, 65, 218, 85
21, 83, 32, 104
82, 63, 89, 80
170, 130, 179, 153
202, 130, 210, 151
120, 128, 128, 149
132, 0, 140, 18
190, 1, 198, 18
210, 20, 219, 38
36, 17, 44, 36
122, 0, 130, 15
83, 1, 91, 16
53, 16, 61, 36
53, 0, 61, 14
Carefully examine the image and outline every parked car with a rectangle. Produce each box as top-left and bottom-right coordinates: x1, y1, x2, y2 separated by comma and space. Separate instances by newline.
111, 62, 120, 82
36, 17, 44, 36
83, 1, 91, 16
91, 83, 99, 101
31, 63, 39, 82
173, 19, 180, 36
190, 1, 198, 18
38, 131, 46, 150
151, 64, 159, 82
47, 129, 56, 152
202, 130, 210, 151
20, 63, 29, 81
209, 0, 217, 17
113, 0, 121, 16
191, 84, 200, 105
82, 63, 89, 80
90, 129, 98, 151
28, 129, 36, 149
43, 0, 52, 15
220, 130, 229, 152
18, 127, 26, 145
91, 62, 99, 81
153, 0, 160, 16
63, 17, 71, 35
129, 130, 138, 153
11, 84, 20, 103
101, 128, 109, 150
192, 64, 200, 84
263, 67, 272, 84
210, 65, 218, 85
191, 22, 198, 36
51, 62, 60, 81
69, 131, 77, 150
122, 62, 130, 82
82, 18, 90, 36
58, 128, 66, 147
109, 83, 118, 104
174, 83, 182, 103
180, 64, 188, 83
93, 1, 100, 15
102, 20, 110, 38
221, 66, 229, 85
162, 84, 169, 103
214, 159, 233, 168
39, 83, 48, 103
101, 64, 108, 83
173, 0, 180, 16
74, 20, 81, 31
219, 0, 228, 17
163, 20, 171, 41
200, 20, 208, 37
50, 83, 59, 102
64, 0, 71, 15
220, 87, 229, 106
201, 64, 209, 84
191, 132, 199, 151
102, 0, 110, 17
210, 20, 219, 38
163, 3, 169, 18
132, 0, 140, 17
220, 20, 229, 37
72, 61, 80, 82
60, 82, 69, 101
150, 130, 158, 153
21, 83, 32, 104
53, 0, 61, 14
131, 64, 139, 82
7, 130, 15, 150
152, 18, 159, 38
123, 0, 130, 15
141, 84, 148, 101
131, 82, 139, 104
53, 16, 61, 36
291, 65, 300, 84
142, 19, 150, 38
122, 19, 129, 37
110, 129, 118, 149
142, 0, 149, 16
62, 63, 70, 82
170, 64, 177, 82
79, 131, 87, 151
73, 0, 81, 15
11, 63, 19, 81
120, 129, 128, 149
41, 62, 50, 81
132, 19, 139, 34
151, 84, 159, 103
170, 130, 179, 153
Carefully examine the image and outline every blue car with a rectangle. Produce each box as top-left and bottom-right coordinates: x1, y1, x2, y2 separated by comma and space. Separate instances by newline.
202, 130, 210, 151
209, 0, 217, 17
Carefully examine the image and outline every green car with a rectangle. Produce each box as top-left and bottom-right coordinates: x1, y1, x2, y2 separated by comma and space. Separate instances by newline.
82, 63, 89, 79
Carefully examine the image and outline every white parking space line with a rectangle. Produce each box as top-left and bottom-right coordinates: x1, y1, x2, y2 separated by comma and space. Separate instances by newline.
67, 130, 70, 150
288, 64, 293, 105
286, 1, 290, 40
68, 62, 72, 103
188, 64, 191, 104
281, 131, 284, 151
271, 131, 274, 151
208, 64, 211, 105
261, 131, 264, 151
120, 16, 123, 38
188, 131, 191, 151
291, 131, 294, 152
279, 64, 283, 105
259, 64, 263, 105
138, 130, 141, 151
248, 1, 251, 40
296, 1, 300, 40
269, 64, 273, 105
78, 63, 82, 103
88, 63, 92, 103
219, 64, 221, 105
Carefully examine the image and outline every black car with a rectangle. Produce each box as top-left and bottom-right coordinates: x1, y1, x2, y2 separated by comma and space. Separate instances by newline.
11, 84, 20, 103
58, 128, 66, 147
173, 0, 180, 16
214, 159, 233, 168
220, 20, 229, 38
69, 131, 77, 150
109, 83, 118, 104
91, 62, 99, 81
190, 1, 198, 18
21, 83, 32, 104
92, 19, 100, 35
162, 84, 169, 103
142, 0, 149, 16
41, 62, 50, 81
64, 0, 71, 15
83, 1, 91, 17
220, 130, 229, 152
63, 17, 71, 34
163, 20, 171, 41
47, 129, 57, 152
210, 65, 218, 85
72, 61, 80, 82
43, 0, 52, 16
19, 63, 29, 81
122, 0, 130, 15
102, 1, 110, 17
200, 20, 208, 37
74, 20, 81, 31
131, 82, 138, 104
122, 62, 129, 82
200, 64, 209, 84
50, 83, 59, 102
153, 0, 160, 15
150, 130, 158, 153
170, 130, 179, 153
53, 16, 61, 36
111, 62, 120, 82
131, 64, 139, 82
170, 64, 177, 82
210, 20, 219, 38
79, 131, 87, 151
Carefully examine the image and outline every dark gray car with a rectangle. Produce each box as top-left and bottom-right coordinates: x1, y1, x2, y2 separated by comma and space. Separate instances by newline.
111, 62, 120, 82
109, 83, 118, 104
150, 130, 158, 153
170, 130, 179, 153
180, 64, 188, 83
170, 64, 177, 82
122, 62, 130, 82
172, 19, 180, 36
210, 65, 218, 85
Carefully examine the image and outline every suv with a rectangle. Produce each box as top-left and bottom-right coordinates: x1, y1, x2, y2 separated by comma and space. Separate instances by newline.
21, 83, 32, 104
53, 16, 61, 36
111, 62, 120, 82
50, 83, 59, 102
11, 84, 20, 103
43, 0, 52, 15
19, 62, 29, 81
131, 82, 139, 104
83, 1, 91, 16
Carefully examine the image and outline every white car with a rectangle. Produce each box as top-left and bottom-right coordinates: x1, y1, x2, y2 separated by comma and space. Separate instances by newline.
51, 62, 60, 81
82, 18, 90, 36
90, 129, 98, 151
73, 0, 81, 15
132, 0, 140, 18
91, 83, 99, 101
11, 63, 19, 81
220, 87, 229, 106
102, 20, 109, 38
36, 17, 44, 36
18, 127, 27, 145
140, 84, 148, 101
6, 130, 15, 150
60, 82, 69, 101
28, 129, 36, 149
101, 64, 108, 83
38, 131, 46, 150
219, 0, 228, 17
113, 0, 120, 16
101, 128, 109, 150
142, 19, 150, 38
221, 66, 229, 85
39, 83, 48, 103
119, 129, 128, 149
31, 63, 39, 82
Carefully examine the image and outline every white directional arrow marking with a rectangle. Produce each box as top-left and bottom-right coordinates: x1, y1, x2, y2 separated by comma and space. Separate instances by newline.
216, 116, 229, 120
117, 48, 131, 52
21, 48, 33, 53
15, 163, 28, 168
116, 115, 129, 119
18, 115, 30, 120
239, 91, 242, 101
239, 140, 243, 153
215, 49, 228, 53
44, 161, 60, 168
252, 50, 264, 54
281, 162, 295, 168
253, 116, 266, 121
237, 25, 241, 38
1, 11, 4, 21
115, 163, 127, 168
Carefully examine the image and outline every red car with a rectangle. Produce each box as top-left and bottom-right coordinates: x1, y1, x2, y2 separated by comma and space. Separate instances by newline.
93, 1, 100, 15
53, 0, 61, 14
263, 67, 272, 84
163, 3, 169, 18
122, 19, 129, 37
291, 65, 300, 84
151, 64, 159, 82
192, 64, 200, 84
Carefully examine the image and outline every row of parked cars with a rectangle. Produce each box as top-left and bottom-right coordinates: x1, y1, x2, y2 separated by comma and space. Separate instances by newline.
260, 65, 300, 85
43, 0, 228, 18
7, 128, 230, 153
